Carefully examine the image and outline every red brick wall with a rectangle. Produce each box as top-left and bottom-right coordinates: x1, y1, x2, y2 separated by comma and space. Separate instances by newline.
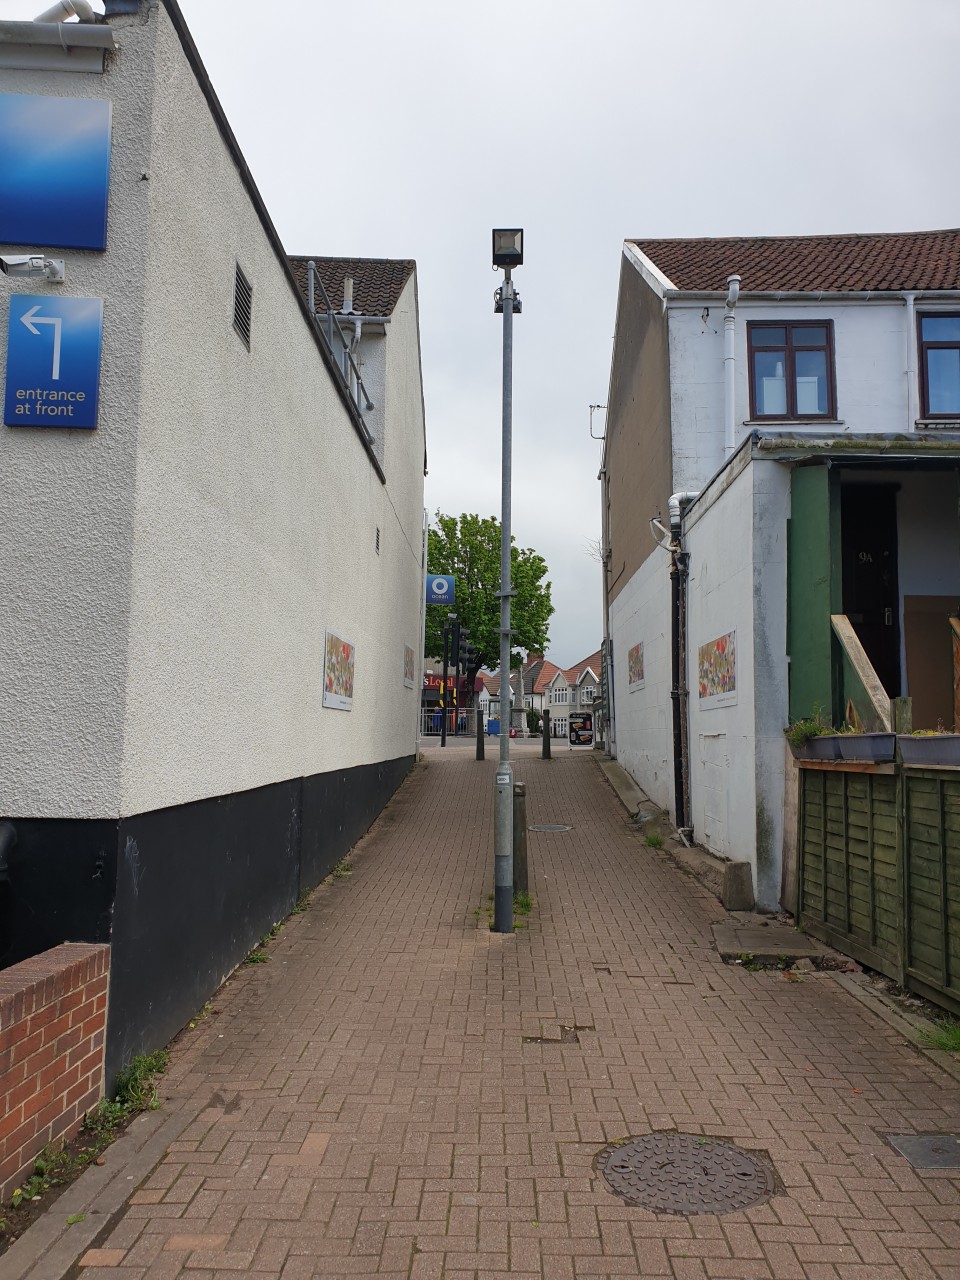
0, 943, 109, 1202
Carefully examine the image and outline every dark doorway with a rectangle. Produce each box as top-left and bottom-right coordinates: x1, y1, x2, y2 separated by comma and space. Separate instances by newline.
840, 484, 901, 696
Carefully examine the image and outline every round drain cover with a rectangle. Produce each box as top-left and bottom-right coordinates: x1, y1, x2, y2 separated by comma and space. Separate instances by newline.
528, 824, 572, 832
596, 1133, 778, 1216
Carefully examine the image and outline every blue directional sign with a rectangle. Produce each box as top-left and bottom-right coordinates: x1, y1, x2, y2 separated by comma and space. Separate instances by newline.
0, 95, 112, 251
426, 574, 455, 605
4, 296, 104, 430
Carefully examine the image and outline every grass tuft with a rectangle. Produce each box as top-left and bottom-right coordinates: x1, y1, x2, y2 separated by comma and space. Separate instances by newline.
919, 1020, 960, 1053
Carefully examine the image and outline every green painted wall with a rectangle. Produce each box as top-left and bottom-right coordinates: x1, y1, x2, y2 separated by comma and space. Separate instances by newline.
788, 465, 840, 723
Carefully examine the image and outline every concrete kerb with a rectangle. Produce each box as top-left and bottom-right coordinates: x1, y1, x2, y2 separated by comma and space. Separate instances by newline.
596, 755, 755, 909
831, 971, 960, 1087
595, 757, 960, 1088
0, 1086, 206, 1280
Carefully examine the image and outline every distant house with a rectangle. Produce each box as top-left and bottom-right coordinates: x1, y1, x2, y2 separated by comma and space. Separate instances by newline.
601, 229, 960, 909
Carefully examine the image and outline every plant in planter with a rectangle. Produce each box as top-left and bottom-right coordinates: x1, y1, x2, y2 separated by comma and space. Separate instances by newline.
785, 710, 840, 760
898, 731, 960, 767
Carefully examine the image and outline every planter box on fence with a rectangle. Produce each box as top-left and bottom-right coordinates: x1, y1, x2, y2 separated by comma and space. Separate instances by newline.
898, 733, 960, 768
836, 733, 896, 763
793, 735, 842, 761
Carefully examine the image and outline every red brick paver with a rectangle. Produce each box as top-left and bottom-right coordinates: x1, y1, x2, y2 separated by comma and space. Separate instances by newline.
76, 748, 960, 1278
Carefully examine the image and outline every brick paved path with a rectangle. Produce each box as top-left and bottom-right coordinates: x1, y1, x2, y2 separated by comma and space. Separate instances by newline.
77, 749, 959, 1278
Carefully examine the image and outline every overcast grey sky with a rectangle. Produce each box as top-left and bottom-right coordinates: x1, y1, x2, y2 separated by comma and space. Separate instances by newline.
4, 0, 960, 666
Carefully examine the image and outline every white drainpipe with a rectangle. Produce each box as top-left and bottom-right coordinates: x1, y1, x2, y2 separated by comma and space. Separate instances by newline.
668, 491, 700, 535
35, 1, 94, 20
904, 291, 918, 432
723, 274, 741, 456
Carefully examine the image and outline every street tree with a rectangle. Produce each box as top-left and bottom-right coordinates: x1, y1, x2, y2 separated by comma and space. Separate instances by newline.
425, 513, 553, 701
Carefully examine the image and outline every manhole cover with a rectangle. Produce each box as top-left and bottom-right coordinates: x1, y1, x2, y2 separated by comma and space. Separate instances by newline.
528, 823, 573, 832
886, 1133, 960, 1169
596, 1133, 779, 1216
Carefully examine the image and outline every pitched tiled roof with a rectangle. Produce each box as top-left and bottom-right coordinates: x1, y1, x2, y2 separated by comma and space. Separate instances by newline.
533, 661, 562, 695
287, 256, 415, 317
565, 650, 602, 685
630, 229, 960, 294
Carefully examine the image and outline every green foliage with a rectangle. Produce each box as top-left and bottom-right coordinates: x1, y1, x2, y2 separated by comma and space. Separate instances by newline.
526, 708, 541, 735
5, 1052, 169, 1215
920, 1020, 960, 1052
644, 833, 663, 849
242, 949, 269, 965
426, 513, 553, 685
114, 1050, 169, 1111
785, 707, 831, 749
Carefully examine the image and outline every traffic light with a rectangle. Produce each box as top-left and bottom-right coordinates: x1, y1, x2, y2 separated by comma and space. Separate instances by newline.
458, 628, 473, 672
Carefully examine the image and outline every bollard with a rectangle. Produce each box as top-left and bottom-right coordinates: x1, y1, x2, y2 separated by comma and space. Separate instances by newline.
542, 709, 551, 759
476, 709, 485, 760
513, 782, 528, 896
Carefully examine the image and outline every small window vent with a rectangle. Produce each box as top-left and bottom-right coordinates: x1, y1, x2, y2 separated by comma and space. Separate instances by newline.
375, 527, 381, 555
233, 263, 252, 349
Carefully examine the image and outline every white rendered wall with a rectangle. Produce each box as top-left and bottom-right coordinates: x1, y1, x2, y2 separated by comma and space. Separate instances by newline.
118, 7, 425, 815
608, 550, 674, 815
0, 31, 160, 817
682, 457, 790, 909
668, 299, 916, 490
684, 464, 757, 871
0, 9, 424, 820
747, 461, 791, 909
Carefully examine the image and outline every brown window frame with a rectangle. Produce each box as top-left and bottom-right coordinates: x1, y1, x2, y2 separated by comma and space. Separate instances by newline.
747, 320, 836, 421
918, 311, 960, 419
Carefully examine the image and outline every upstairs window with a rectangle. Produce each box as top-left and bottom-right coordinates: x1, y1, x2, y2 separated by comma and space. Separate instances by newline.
919, 313, 960, 417
748, 321, 835, 419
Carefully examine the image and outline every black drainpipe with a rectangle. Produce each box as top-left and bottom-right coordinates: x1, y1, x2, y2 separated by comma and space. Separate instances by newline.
669, 553, 686, 830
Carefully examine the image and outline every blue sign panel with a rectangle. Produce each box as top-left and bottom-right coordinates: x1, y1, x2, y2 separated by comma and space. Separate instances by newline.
426, 574, 455, 605
4, 296, 104, 430
0, 95, 112, 251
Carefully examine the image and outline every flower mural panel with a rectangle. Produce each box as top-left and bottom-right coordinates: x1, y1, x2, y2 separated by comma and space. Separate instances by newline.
698, 630, 737, 707
323, 631, 355, 711
627, 642, 645, 692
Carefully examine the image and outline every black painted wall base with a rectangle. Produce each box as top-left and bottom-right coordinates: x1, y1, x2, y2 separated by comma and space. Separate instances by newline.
1, 755, 414, 1088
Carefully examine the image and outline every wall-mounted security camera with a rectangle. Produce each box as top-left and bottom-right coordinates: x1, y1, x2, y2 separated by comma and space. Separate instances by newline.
0, 255, 66, 283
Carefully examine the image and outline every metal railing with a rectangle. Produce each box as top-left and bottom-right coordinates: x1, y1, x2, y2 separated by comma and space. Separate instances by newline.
306, 260, 374, 427
420, 707, 527, 737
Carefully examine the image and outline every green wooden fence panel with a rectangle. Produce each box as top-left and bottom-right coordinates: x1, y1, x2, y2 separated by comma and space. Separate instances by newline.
799, 768, 900, 978
904, 769, 960, 1015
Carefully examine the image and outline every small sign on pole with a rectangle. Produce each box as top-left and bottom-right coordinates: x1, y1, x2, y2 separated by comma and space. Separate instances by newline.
426, 574, 455, 605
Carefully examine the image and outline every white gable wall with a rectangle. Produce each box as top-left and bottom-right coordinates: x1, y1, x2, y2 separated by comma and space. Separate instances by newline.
668, 298, 915, 494
119, 6, 424, 815
608, 550, 674, 815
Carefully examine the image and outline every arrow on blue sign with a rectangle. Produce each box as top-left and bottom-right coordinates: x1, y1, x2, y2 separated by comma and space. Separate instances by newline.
4, 295, 103, 430
20, 305, 63, 378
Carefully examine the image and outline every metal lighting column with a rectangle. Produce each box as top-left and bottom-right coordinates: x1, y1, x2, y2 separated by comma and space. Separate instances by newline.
494, 269, 515, 934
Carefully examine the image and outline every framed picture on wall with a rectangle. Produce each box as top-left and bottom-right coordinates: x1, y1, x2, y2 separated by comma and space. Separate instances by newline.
698, 630, 737, 707
322, 631, 355, 710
